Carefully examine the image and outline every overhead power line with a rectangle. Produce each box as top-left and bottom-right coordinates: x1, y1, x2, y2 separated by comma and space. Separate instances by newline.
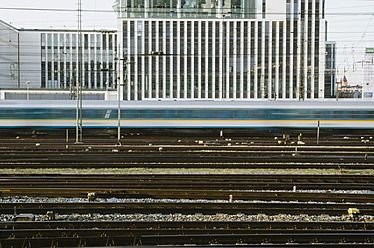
0, 6, 373, 16
0, 7, 113, 13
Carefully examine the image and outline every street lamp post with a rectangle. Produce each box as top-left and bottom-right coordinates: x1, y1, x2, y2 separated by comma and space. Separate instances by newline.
26, 81, 30, 100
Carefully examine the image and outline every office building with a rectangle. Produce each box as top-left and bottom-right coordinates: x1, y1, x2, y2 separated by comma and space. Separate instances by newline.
114, 0, 328, 101
324, 41, 336, 98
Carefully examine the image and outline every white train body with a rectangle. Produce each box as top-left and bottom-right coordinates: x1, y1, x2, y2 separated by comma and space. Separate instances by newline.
0, 100, 374, 129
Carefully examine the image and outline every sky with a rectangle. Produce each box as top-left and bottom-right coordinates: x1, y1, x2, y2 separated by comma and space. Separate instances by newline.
326, 0, 374, 84
0, 0, 373, 84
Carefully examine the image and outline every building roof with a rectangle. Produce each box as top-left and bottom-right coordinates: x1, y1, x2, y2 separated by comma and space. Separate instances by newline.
19, 28, 116, 33
0, 19, 115, 33
0, 20, 19, 33
342, 75, 348, 83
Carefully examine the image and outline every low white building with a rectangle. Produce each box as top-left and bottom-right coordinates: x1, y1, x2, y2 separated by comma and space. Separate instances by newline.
0, 20, 117, 91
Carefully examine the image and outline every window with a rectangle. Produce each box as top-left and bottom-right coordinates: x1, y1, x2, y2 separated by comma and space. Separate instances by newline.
262, 0, 266, 18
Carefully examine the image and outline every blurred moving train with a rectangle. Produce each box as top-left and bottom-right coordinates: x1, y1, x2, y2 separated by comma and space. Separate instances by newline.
1, 100, 374, 129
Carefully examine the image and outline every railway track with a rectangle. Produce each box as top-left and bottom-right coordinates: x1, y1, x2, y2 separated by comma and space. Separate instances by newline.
1, 174, 374, 202
1, 132, 374, 247
2, 174, 374, 203
1, 220, 374, 247
2, 174, 374, 189
2, 190, 374, 202
2, 201, 374, 216
1, 174, 374, 247
2, 127, 374, 145
0, 144, 373, 169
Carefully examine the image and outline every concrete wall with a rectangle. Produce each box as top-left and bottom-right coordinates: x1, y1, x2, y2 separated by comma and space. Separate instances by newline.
18, 31, 42, 89
0, 89, 117, 100
0, 20, 20, 88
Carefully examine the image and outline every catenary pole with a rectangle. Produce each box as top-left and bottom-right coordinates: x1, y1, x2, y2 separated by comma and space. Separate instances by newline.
76, 0, 83, 143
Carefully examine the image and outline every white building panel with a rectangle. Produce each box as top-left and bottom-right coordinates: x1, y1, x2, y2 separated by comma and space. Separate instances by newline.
0, 21, 20, 88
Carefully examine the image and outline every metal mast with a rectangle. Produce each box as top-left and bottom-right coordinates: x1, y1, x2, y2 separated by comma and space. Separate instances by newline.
116, 55, 122, 146
76, 0, 83, 143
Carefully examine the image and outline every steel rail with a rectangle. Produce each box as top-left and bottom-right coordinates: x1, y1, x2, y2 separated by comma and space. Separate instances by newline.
2, 189, 374, 203
1, 230, 374, 247
0, 182, 373, 191
2, 220, 374, 230
2, 221, 374, 247
2, 228, 374, 239
2, 174, 374, 180
2, 174, 374, 190
1, 202, 374, 215
139, 233, 374, 246
0, 143, 374, 169
0, 161, 374, 169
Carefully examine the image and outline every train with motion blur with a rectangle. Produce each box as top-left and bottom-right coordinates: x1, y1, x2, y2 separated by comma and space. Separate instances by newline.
0, 100, 374, 129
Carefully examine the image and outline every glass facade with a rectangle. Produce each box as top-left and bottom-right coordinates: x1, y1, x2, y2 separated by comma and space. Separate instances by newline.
115, 0, 327, 100
40, 31, 117, 90
114, 0, 257, 19
324, 41, 336, 98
